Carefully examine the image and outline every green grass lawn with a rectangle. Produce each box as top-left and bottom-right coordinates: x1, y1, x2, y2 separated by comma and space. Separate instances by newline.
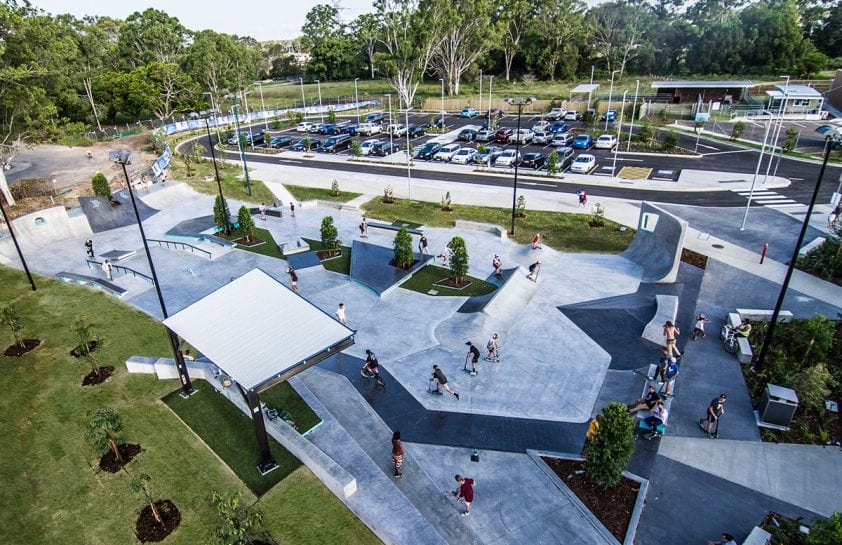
284, 184, 362, 203
0, 266, 381, 545
260, 381, 321, 434
362, 198, 635, 253
401, 265, 497, 297
169, 158, 278, 204
222, 227, 284, 259
302, 237, 352, 275
162, 387, 299, 496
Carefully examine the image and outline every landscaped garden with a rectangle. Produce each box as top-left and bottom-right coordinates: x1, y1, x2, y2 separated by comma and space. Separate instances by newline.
284, 183, 361, 203
168, 154, 277, 205
0, 267, 381, 545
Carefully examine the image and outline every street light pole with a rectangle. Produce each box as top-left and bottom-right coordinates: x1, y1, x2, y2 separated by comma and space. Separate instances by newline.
766, 75, 790, 182
203, 91, 222, 147
440, 78, 445, 129
612, 90, 628, 177
231, 104, 252, 197
504, 96, 534, 235
354, 78, 360, 123
0, 193, 36, 291
479, 70, 483, 114
627, 80, 640, 152
739, 114, 775, 230
606, 69, 619, 131
113, 152, 195, 398
317, 80, 324, 123
256, 82, 267, 130
204, 119, 226, 219
488, 76, 494, 127
299, 77, 307, 119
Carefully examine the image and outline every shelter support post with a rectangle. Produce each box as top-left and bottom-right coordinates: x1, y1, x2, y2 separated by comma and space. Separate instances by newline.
245, 388, 278, 475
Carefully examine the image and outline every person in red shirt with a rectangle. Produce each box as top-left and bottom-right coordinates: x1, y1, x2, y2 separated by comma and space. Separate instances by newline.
454, 474, 475, 516
532, 233, 541, 249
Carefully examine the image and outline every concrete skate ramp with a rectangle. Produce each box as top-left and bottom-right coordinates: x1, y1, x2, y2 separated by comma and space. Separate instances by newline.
621, 202, 686, 283
0, 206, 91, 263
138, 182, 196, 209
80, 190, 159, 233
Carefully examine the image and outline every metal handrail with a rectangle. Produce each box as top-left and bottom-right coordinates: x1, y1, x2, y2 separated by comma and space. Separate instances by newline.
85, 259, 155, 285
147, 238, 213, 259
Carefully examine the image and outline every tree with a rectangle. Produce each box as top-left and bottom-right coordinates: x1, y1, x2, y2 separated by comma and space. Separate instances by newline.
131, 473, 164, 525
142, 61, 199, 122
449, 236, 469, 285
783, 128, 799, 153
237, 206, 255, 243
211, 491, 267, 545
375, 0, 445, 107
352, 13, 381, 79
584, 402, 634, 488
813, 2, 842, 58
72, 315, 102, 379
430, 0, 496, 95
301, 4, 360, 80
496, 0, 531, 81
327, 108, 337, 124
320, 215, 339, 252
72, 17, 114, 132
191, 142, 206, 164
637, 121, 654, 145
117, 8, 189, 68
588, 2, 649, 76
393, 226, 414, 268
528, 0, 587, 81
790, 363, 833, 412
0, 304, 25, 349
91, 172, 111, 198
730, 120, 746, 141
92, 69, 155, 122
182, 30, 257, 117
516, 195, 527, 218
85, 408, 125, 464
547, 151, 559, 174
214, 194, 232, 235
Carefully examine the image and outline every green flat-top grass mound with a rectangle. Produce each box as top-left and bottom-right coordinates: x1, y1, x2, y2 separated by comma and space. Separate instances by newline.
0, 267, 380, 545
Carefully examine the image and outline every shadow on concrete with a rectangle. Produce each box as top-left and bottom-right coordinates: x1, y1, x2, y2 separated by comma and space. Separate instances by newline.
349, 240, 434, 296
80, 191, 159, 233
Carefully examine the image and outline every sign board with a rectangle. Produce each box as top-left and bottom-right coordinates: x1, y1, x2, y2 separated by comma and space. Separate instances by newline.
694, 112, 710, 123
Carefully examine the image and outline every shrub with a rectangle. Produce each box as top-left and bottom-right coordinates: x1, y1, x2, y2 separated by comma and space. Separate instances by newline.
214, 194, 232, 234
584, 402, 634, 488
790, 363, 833, 412
327, 109, 337, 124
320, 215, 339, 251
730, 121, 746, 141
392, 226, 413, 269
331, 179, 340, 196
441, 191, 453, 211
637, 121, 654, 145
211, 491, 268, 545
91, 172, 111, 198
783, 128, 799, 152
449, 236, 469, 285
516, 195, 526, 218
809, 512, 842, 545
0, 304, 25, 348
237, 206, 255, 242
547, 151, 559, 174
589, 203, 606, 227
797, 237, 841, 284
383, 185, 394, 204
662, 130, 679, 151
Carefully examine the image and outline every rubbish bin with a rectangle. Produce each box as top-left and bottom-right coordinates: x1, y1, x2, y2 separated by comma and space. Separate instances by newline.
759, 384, 799, 427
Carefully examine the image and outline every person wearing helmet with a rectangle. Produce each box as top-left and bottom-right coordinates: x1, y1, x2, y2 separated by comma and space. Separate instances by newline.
485, 334, 499, 362
492, 254, 502, 276
362, 349, 380, 378
692, 314, 711, 341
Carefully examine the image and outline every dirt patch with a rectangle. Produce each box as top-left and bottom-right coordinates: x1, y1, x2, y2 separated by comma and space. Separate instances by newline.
82, 365, 114, 387
681, 248, 708, 269
4, 338, 41, 357
315, 249, 342, 260
541, 457, 639, 542
135, 499, 181, 543
99, 443, 143, 473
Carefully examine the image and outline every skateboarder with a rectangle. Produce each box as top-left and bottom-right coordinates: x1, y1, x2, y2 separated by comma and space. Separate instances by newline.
84, 239, 94, 258
335, 303, 348, 325
259, 202, 267, 220
700, 394, 726, 438
465, 341, 480, 376
431, 365, 459, 399
286, 266, 300, 292
492, 254, 502, 276
454, 475, 475, 516
485, 334, 499, 362
101, 259, 113, 281
527, 260, 541, 282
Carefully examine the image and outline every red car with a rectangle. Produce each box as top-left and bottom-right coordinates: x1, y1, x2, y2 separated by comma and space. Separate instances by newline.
494, 128, 514, 143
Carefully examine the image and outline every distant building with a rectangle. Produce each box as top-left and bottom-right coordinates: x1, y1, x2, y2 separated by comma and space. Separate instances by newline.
650, 80, 755, 105
765, 84, 824, 116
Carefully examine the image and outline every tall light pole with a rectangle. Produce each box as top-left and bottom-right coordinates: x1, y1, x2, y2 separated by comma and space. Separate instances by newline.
439, 78, 445, 129
504, 97, 535, 236
204, 118, 226, 219
405, 106, 413, 202
612, 91, 628, 177
0, 193, 36, 291
231, 104, 252, 197
299, 77, 307, 119
627, 80, 640, 152
488, 75, 494, 127
203, 91, 222, 146
111, 151, 195, 398
739, 114, 775, 230
385, 94, 393, 150
606, 69, 619, 131
255, 82, 268, 130
766, 75, 790, 182
479, 70, 483, 114
756, 127, 841, 371
354, 78, 360, 123
316, 79, 324, 123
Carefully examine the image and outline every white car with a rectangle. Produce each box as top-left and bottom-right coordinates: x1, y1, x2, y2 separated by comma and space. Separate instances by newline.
387, 123, 407, 137
595, 134, 618, 149
296, 122, 315, 132
433, 143, 461, 161
570, 154, 596, 173
564, 110, 581, 121
546, 107, 567, 120
476, 129, 495, 142
356, 122, 382, 136
309, 122, 323, 133
359, 139, 381, 156
511, 128, 534, 145
450, 147, 478, 164
551, 132, 573, 147
531, 121, 550, 133
533, 130, 551, 145
494, 149, 521, 167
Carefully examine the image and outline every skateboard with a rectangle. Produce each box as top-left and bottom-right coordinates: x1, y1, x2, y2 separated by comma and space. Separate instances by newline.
698, 418, 719, 438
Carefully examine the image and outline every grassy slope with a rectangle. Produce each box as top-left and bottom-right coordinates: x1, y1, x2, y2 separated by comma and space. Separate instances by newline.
0, 267, 380, 545
284, 184, 362, 203
401, 265, 497, 297
169, 159, 277, 204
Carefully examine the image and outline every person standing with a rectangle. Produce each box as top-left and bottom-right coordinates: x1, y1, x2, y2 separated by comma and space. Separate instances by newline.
454, 474, 475, 516
692, 314, 711, 341
662, 356, 680, 396
578, 189, 588, 208
532, 233, 541, 250
663, 320, 681, 357
527, 260, 541, 282
336, 303, 348, 325
492, 254, 502, 277
701, 394, 727, 437
359, 217, 368, 238
259, 202, 267, 220
419, 234, 429, 254
391, 431, 404, 478
465, 341, 480, 376
286, 266, 300, 292
101, 259, 113, 281
290, 202, 296, 217
431, 365, 459, 399
84, 239, 94, 258
485, 334, 499, 362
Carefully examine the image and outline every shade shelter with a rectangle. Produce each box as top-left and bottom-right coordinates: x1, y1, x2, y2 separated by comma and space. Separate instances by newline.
651, 80, 755, 104
163, 268, 355, 474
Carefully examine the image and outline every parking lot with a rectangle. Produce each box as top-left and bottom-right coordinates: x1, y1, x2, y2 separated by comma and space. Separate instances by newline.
233, 110, 682, 180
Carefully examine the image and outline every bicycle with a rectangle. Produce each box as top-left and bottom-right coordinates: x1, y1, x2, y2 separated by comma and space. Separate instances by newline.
265, 406, 297, 431
360, 366, 386, 388
720, 326, 739, 354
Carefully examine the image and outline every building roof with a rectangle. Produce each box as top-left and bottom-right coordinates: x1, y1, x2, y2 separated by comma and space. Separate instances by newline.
571, 84, 599, 93
766, 84, 823, 99
651, 80, 755, 89
163, 268, 354, 391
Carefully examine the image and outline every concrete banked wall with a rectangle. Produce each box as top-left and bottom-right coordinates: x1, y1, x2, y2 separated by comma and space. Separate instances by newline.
621, 202, 687, 284
0, 206, 92, 265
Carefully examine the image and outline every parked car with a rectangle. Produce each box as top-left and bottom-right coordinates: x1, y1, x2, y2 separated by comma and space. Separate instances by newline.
365, 112, 386, 124
460, 107, 478, 118
494, 149, 521, 167
551, 146, 575, 169
546, 108, 567, 121
601, 110, 618, 122
309, 122, 323, 133
521, 152, 546, 170
321, 134, 353, 153
359, 138, 382, 156
433, 143, 461, 161
356, 122, 382, 136
296, 121, 315, 132
338, 123, 359, 136
551, 132, 573, 147
269, 135, 293, 148
408, 125, 426, 138
511, 128, 534, 145
594, 134, 618, 149
572, 134, 594, 149
564, 110, 582, 121
488, 108, 502, 118
290, 138, 321, 151
548, 121, 569, 134
430, 117, 447, 129
451, 147, 478, 164
533, 130, 551, 145
387, 123, 407, 137
570, 153, 596, 173
416, 142, 442, 160
532, 121, 550, 133
458, 128, 477, 141
475, 129, 495, 142
371, 141, 400, 156
474, 145, 503, 165
228, 132, 264, 146
494, 128, 514, 143
318, 123, 338, 135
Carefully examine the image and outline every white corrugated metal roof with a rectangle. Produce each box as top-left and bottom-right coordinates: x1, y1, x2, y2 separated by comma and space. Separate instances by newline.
766, 84, 823, 99
163, 268, 353, 390
651, 80, 755, 89
571, 84, 599, 93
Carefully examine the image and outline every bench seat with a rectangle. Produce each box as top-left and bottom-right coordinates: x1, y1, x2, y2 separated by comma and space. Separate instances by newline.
57, 272, 126, 298
736, 308, 794, 323
367, 221, 423, 236
737, 336, 753, 364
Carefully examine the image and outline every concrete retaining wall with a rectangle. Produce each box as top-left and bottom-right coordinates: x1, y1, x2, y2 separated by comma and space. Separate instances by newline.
454, 220, 508, 240
0, 205, 92, 264
621, 202, 687, 283
642, 295, 679, 345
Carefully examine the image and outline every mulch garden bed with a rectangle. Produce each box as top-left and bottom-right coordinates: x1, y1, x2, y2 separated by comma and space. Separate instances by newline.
541, 457, 639, 542
233, 236, 264, 247
99, 443, 143, 473
315, 249, 342, 260
82, 365, 114, 386
433, 277, 473, 290
135, 499, 181, 543
4, 338, 41, 357
681, 248, 708, 269
388, 258, 418, 270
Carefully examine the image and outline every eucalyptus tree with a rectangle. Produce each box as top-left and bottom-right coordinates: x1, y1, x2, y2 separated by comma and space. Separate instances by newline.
430, 0, 496, 95
495, 0, 532, 81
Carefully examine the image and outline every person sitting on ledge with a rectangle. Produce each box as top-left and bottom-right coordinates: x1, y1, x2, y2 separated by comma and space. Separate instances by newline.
628, 385, 661, 414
